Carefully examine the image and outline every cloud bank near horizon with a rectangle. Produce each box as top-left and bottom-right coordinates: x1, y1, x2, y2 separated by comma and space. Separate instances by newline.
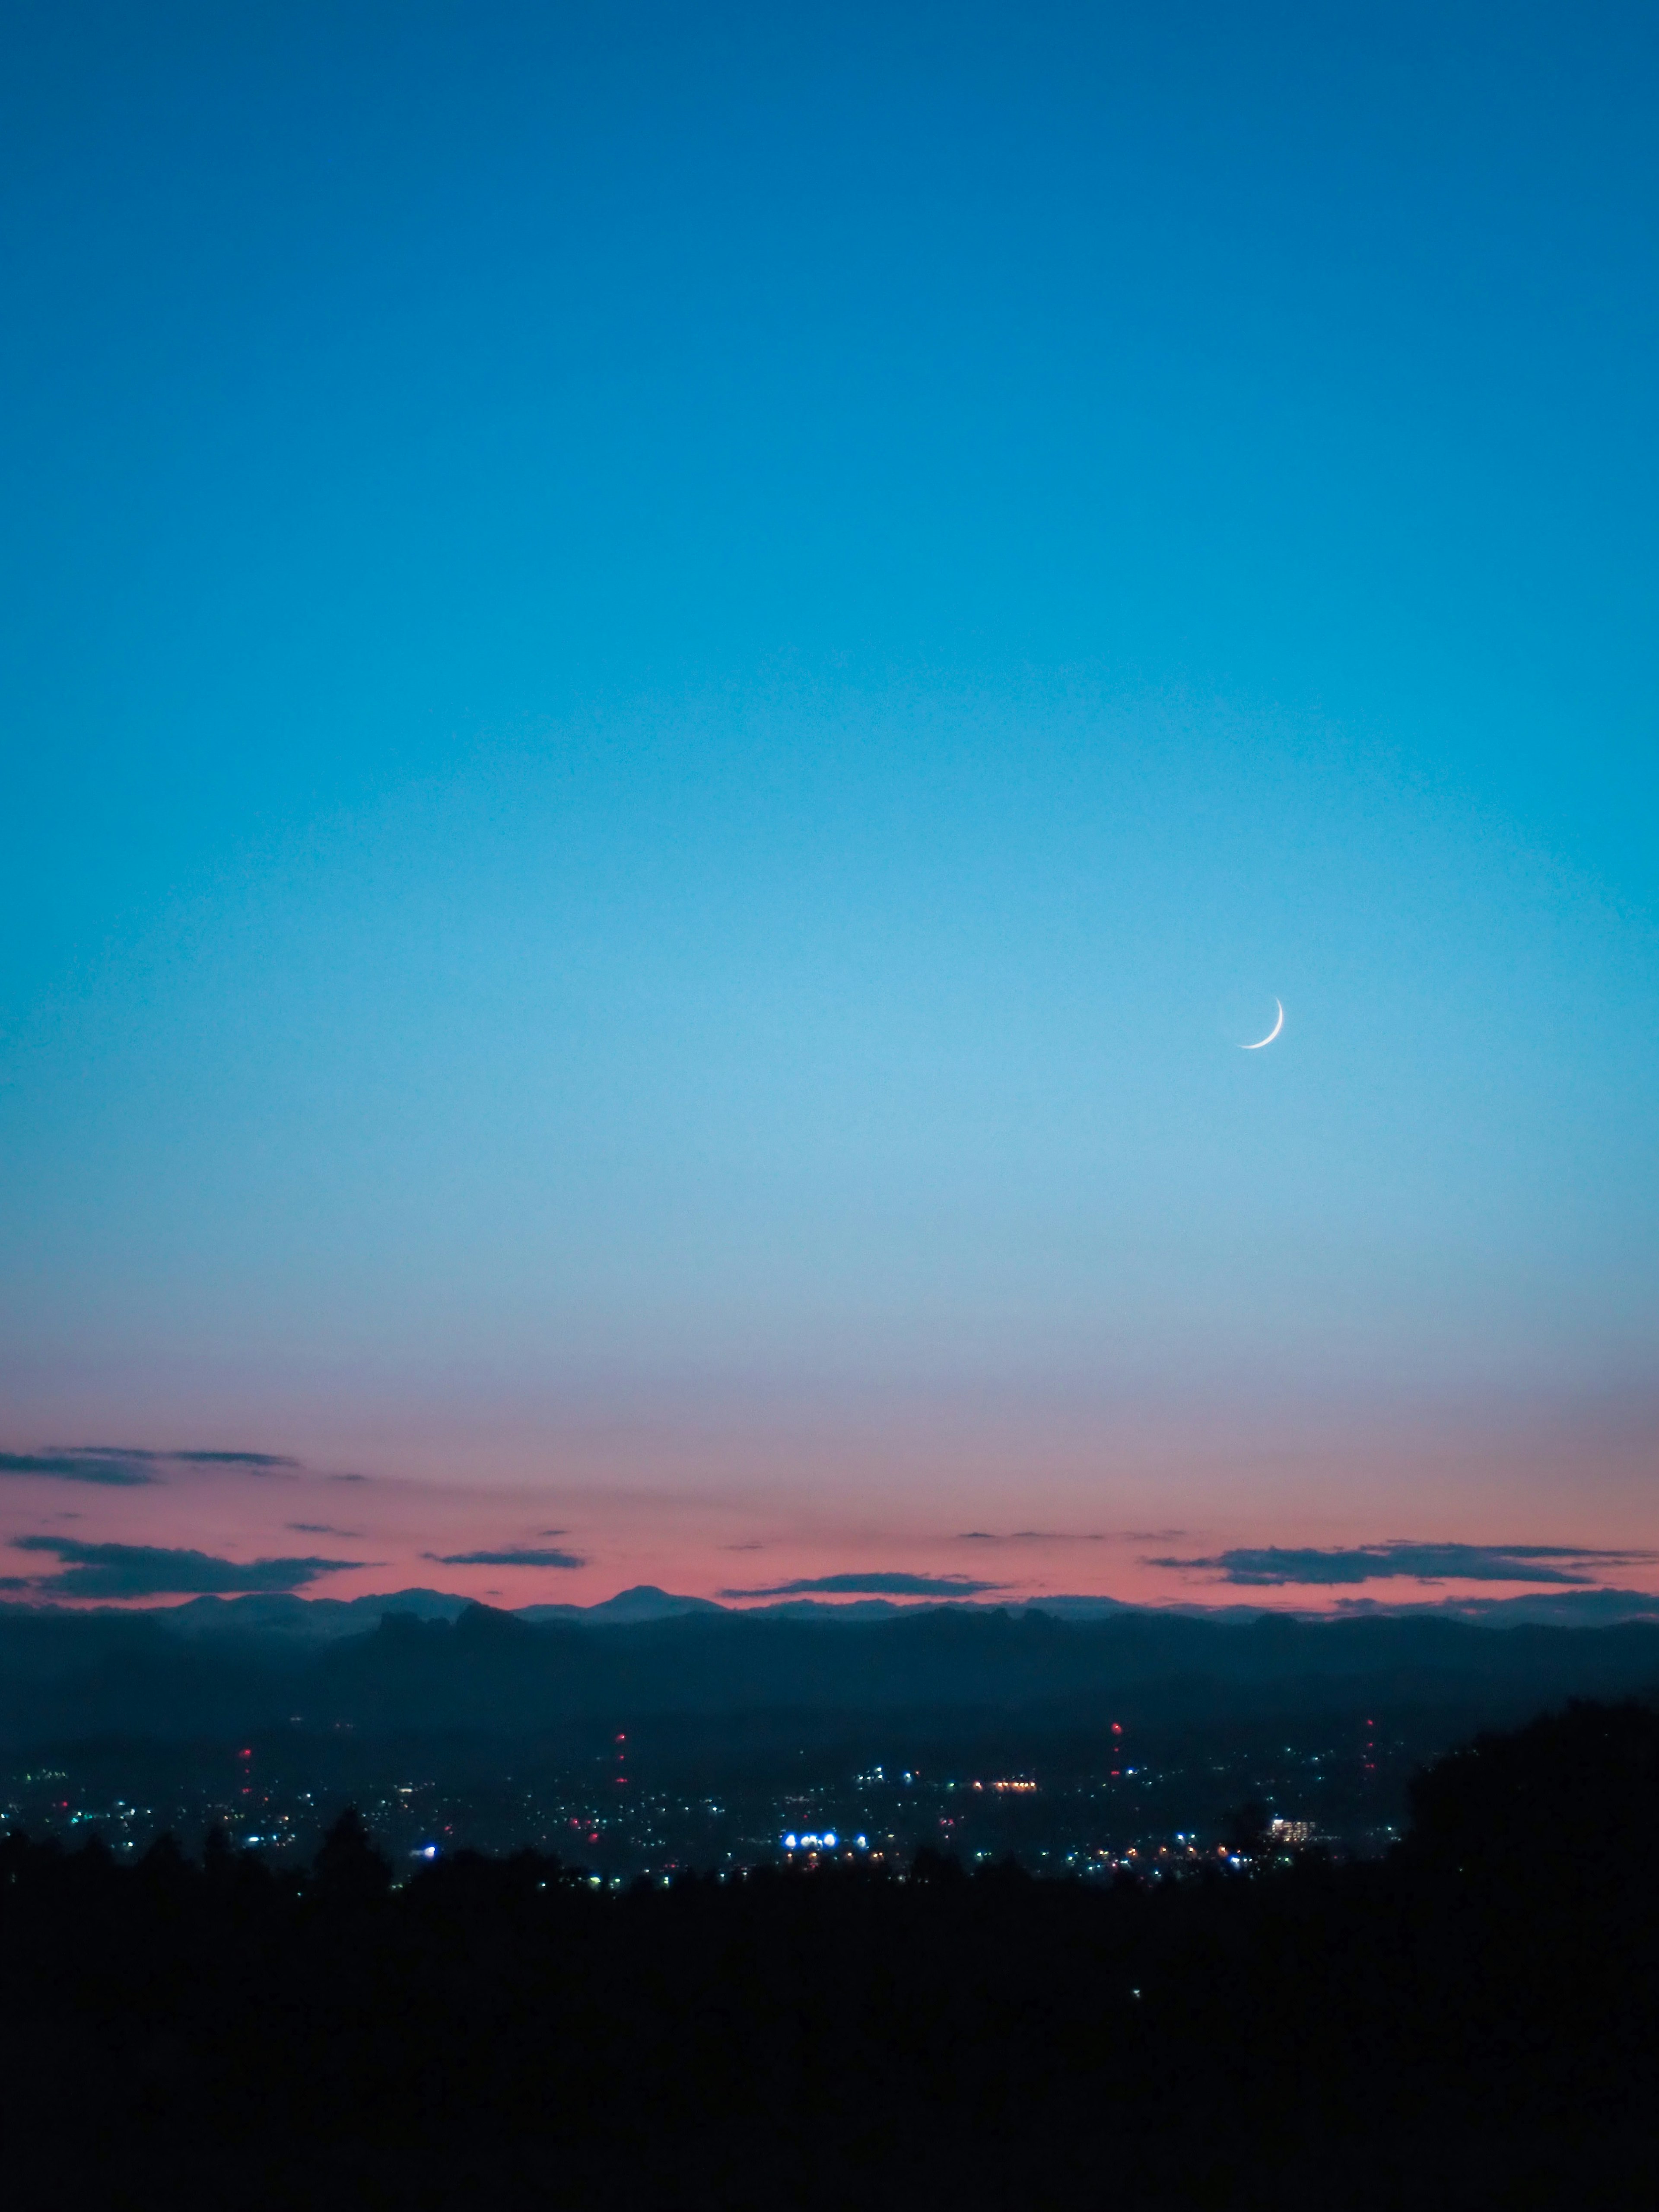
718, 1571, 1002, 1599
1148, 1542, 1659, 1588
3, 1537, 364, 1599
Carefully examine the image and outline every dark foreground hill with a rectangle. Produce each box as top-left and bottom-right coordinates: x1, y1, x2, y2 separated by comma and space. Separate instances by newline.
3, 1699, 1658, 2210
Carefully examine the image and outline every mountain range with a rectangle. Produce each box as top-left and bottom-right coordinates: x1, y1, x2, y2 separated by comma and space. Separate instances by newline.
2, 1585, 1657, 1753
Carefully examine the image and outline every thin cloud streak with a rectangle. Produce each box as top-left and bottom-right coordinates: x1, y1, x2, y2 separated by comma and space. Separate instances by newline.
51, 1446, 300, 1469
959, 1529, 1187, 1544
422, 1547, 585, 1570
957, 1530, 1108, 1544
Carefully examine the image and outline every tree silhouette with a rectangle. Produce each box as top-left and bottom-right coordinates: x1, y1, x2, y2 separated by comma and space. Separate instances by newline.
1223, 1800, 1269, 1859
311, 1807, 391, 1905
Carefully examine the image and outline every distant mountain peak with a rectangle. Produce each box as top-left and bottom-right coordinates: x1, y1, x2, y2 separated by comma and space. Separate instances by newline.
575, 1585, 725, 1623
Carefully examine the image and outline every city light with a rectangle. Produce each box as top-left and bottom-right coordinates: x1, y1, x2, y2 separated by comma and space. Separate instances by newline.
3, 1730, 1374, 1881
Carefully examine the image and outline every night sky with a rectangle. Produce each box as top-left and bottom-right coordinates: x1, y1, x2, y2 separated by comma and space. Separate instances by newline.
3, 1, 1656, 1611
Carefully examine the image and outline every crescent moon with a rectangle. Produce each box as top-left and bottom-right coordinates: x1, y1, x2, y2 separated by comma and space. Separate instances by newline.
1241, 998, 1284, 1050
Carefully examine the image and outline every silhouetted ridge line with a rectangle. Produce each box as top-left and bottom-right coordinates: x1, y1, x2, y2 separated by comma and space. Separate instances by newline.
2, 1600, 1659, 1749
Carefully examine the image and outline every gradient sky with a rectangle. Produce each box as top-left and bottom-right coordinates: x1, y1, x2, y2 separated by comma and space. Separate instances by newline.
2, 0, 1657, 1611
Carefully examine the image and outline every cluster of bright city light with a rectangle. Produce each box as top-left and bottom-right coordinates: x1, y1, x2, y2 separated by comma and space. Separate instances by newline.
780, 1831, 870, 1852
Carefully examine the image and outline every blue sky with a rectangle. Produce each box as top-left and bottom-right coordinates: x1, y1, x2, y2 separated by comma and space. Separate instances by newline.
1, 0, 1656, 1605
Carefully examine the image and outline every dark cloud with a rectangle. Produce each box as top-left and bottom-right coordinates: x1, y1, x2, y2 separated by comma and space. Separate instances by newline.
172, 1451, 299, 1471
328, 1473, 371, 1484
957, 1529, 1108, 1544
422, 1547, 585, 1569
719, 1572, 1002, 1599
1146, 1542, 1659, 1587
6, 1444, 301, 1484
286, 1522, 361, 1536
53, 1445, 298, 1468
8, 1537, 364, 1599
961, 1528, 1184, 1544
0, 1452, 156, 1486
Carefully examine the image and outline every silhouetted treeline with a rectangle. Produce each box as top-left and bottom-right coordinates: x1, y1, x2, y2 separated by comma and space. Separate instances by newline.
2, 1700, 1657, 2206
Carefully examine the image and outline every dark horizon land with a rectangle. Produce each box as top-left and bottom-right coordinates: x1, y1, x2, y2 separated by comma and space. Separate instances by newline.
6, 1587, 1659, 1878
6, 0, 1659, 2201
